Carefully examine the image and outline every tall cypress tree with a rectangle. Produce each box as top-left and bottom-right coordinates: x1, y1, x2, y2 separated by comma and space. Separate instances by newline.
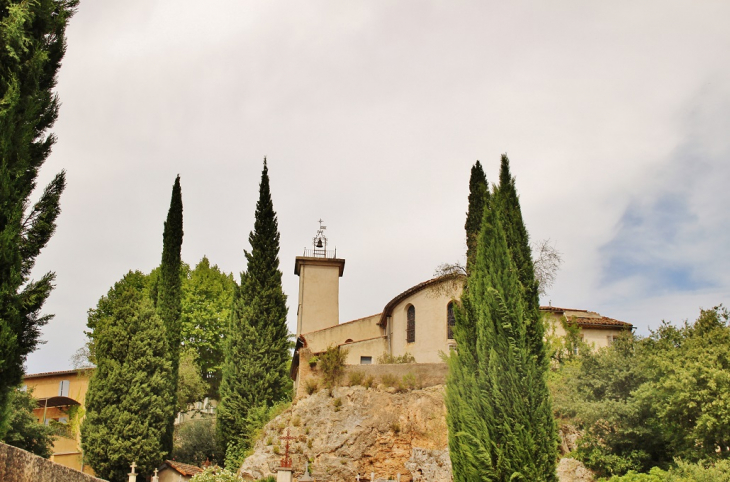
0, 0, 77, 435
447, 157, 557, 481
81, 272, 172, 481
465, 160, 489, 272
217, 159, 289, 457
157, 175, 183, 453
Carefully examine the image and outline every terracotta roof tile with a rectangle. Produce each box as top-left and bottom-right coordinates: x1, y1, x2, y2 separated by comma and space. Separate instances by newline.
571, 316, 632, 328
164, 460, 203, 476
539, 306, 588, 313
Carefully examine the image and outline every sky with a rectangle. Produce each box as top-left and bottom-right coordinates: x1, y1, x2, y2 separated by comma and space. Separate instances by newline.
26, 0, 730, 373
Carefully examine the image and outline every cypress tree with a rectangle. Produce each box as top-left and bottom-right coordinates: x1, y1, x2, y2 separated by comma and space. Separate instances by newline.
217, 159, 289, 457
447, 157, 557, 481
157, 175, 184, 453
465, 160, 489, 272
0, 0, 77, 435
81, 272, 172, 481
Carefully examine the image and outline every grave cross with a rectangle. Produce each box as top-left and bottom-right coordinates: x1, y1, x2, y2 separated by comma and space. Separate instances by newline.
280, 429, 295, 468
128, 462, 138, 482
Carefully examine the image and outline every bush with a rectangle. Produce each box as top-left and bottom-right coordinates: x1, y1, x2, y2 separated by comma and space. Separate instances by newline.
606, 459, 730, 482
319, 346, 348, 388
363, 375, 375, 389
173, 418, 223, 467
304, 378, 319, 395
348, 371, 364, 386
332, 398, 342, 411
190, 466, 241, 482
380, 373, 400, 389
308, 356, 319, 368
377, 352, 416, 364
402, 372, 418, 390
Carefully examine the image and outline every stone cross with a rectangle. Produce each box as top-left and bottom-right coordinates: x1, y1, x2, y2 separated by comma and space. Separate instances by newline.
371, 472, 375, 482
128, 462, 137, 482
151, 468, 159, 482
356, 474, 360, 482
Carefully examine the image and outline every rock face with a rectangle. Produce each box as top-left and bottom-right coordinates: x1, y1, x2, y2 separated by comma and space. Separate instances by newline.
239, 385, 451, 482
556, 458, 594, 482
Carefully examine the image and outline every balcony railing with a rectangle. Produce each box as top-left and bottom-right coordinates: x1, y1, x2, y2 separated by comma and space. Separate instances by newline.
302, 248, 337, 259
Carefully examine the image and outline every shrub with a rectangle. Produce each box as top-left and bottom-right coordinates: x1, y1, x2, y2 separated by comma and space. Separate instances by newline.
381, 373, 399, 388
172, 418, 223, 467
272, 444, 280, 455
363, 375, 375, 389
319, 346, 348, 388
348, 370, 365, 386
304, 378, 319, 395
390, 421, 401, 434
332, 397, 343, 412
190, 466, 242, 482
402, 372, 418, 390
377, 352, 416, 364
308, 355, 319, 368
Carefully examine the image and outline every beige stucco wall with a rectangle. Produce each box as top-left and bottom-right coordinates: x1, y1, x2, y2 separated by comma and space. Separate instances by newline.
342, 337, 388, 365
302, 314, 383, 354
23, 370, 93, 475
389, 285, 461, 364
296, 258, 343, 335
544, 312, 627, 350
159, 469, 193, 482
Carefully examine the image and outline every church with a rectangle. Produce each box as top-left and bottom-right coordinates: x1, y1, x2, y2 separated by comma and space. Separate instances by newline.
289, 226, 632, 395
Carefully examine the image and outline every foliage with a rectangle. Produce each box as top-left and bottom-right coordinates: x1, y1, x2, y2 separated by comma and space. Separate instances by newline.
177, 347, 209, 412
81, 272, 173, 481
181, 256, 236, 397
0, 0, 77, 437
0, 387, 56, 457
218, 160, 290, 458
550, 306, 730, 478
190, 466, 242, 482
222, 401, 290, 470
605, 459, 730, 482
172, 418, 223, 467
304, 377, 319, 395
348, 370, 364, 386
157, 175, 184, 453
446, 156, 557, 481
545, 316, 591, 365
319, 345, 348, 388
377, 352, 416, 364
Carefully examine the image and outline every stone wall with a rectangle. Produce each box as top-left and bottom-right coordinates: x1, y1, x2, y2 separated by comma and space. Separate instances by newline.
0, 442, 106, 482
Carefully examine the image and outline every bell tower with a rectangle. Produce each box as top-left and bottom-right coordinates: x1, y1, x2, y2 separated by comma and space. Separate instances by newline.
295, 221, 345, 335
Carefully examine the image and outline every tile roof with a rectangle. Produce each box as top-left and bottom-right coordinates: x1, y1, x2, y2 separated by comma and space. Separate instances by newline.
164, 460, 203, 476
23, 368, 93, 379
570, 316, 632, 328
539, 306, 588, 313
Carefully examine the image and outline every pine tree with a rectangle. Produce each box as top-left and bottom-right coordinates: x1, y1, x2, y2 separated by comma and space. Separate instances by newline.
465, 160, 489, 271
157, 175, 184, 452
0, 0, 77, 436
81, 271, 172, 481
447, 157, 557, 481
217, 159, 289, 458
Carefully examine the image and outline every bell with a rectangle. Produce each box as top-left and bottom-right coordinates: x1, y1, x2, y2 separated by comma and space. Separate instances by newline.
316, 238, 323, 248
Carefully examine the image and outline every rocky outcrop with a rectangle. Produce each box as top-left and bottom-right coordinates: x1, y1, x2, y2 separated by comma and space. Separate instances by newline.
239, 385, 592, 482
239, 385, 450, 482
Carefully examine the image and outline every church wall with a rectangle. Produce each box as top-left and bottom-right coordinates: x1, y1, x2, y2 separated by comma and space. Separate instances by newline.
389, 286, 459, 364
342, 337, 388, 365
302, 314, 383, 354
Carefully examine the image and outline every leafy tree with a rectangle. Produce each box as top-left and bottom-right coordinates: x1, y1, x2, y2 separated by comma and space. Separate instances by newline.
177, 347, 208, 413
157, 175, 184, 453
0, 387, 56, 458
81, 271, 172, 481
0, 0, 77, 436
181, 256, 236, 396
217, 159, 290, 463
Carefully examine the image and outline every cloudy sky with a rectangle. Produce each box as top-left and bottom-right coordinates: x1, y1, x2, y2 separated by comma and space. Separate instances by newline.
26, 1, 730, 373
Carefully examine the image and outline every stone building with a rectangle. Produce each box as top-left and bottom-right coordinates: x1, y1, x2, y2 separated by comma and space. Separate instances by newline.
290, 227, 632, 398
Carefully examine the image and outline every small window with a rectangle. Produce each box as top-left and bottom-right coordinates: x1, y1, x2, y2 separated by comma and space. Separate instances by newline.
447, 302, 456, 339
58, 380, 70, 397
58, 417, 68, 424
406, 305, 416, 343
360, 356, 372, 365
448, 344, 457, 353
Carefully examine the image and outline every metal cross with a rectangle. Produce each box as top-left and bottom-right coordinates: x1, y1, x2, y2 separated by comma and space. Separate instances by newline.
280, 429, 295, 468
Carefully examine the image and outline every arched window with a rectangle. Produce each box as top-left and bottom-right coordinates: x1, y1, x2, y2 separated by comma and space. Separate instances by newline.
447, 302, 456, 340
406, 305, 416, 343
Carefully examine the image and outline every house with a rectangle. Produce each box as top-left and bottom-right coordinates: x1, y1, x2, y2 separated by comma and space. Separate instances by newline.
156, 460, 203, 481
290, 227, 632, 397
21, 368, 94, 475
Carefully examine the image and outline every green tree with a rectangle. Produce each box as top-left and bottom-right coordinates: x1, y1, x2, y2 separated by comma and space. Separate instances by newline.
172, 418, 222, 467
181, 256, 236, 396
447, 158, 557, 481
0, 387, 56, 458
177, 347, 208, 413
217, 159, 290, 462
0, 0, 77, 436
81, 271, 172, 481
465, 160, 489, 271
157, 175, 184, 452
